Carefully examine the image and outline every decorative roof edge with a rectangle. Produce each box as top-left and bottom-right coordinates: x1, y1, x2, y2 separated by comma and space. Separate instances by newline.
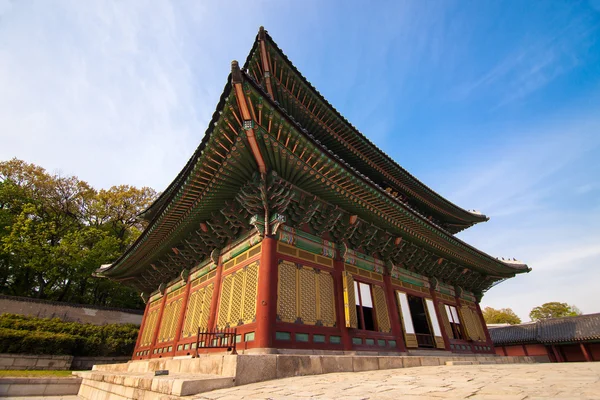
242, 68, 530, 277
97, 74, 234, 276
249, 27, 488, 228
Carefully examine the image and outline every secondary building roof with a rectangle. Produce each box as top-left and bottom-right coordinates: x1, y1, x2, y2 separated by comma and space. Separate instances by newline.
490, 313, 600, 346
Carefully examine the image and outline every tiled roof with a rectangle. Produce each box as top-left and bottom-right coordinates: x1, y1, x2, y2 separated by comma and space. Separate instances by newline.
489, 322, 538, 345
489, 313, 600, 345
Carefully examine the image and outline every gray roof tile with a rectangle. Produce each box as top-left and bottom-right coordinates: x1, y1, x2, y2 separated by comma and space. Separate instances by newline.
489, 313, 600, 345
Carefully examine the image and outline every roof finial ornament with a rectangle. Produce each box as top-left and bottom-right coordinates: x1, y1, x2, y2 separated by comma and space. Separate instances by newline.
231, 60, 243, 84
259, 26, 266, 39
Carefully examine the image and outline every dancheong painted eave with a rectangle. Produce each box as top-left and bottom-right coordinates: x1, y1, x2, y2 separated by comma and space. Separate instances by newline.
96, 27, 530, 295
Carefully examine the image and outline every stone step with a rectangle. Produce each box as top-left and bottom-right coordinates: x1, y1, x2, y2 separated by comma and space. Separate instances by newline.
74, 370, 234, 398
446, 360, 477, 365
445, 360, 497, 366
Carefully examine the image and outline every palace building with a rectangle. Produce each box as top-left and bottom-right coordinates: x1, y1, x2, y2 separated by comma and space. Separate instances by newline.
96, 27, 530, 359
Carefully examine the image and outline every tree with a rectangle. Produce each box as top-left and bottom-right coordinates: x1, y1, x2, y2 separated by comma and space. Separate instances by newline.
482, 307, 522, 325
529, 302, 582, 321
0, 158, 157, 308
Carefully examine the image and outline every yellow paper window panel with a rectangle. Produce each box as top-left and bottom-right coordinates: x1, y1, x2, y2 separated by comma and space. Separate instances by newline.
157, 303, 172, 343
298, 266, 318, 325
217, 262, 259, 328
317, 271, 336, 327
474, 311, 486, 341
242, 263, 259, 323
158, 299, 183, 343
459, 306, 480, 341
372, 285, 391, 333
182, 283, 214, 338
276, 260, 336, 327
342, 271, 358, 329
277, 261, 297, 323
139, 308, 159, 347
461, 306, 485, 341
439, 302, 454, 340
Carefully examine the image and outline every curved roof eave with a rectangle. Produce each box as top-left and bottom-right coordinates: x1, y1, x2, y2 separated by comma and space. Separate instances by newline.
242, 72, 529, 277
245, 28, 488, 228
96, 75, 234, 277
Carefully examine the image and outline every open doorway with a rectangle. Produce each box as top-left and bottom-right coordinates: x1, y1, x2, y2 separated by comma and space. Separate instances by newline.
354, 281, 376, 331
407, 295, 434, 348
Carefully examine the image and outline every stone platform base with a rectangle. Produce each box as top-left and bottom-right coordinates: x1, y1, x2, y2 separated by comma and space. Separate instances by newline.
76, 354, 536, 399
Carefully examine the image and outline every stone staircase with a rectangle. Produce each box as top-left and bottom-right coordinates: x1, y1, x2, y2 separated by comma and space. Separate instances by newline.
74, 353, 537, 399
75, 370, 232, 399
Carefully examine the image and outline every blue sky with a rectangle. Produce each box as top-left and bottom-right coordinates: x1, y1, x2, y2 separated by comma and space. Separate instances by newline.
1, 0, 599, 320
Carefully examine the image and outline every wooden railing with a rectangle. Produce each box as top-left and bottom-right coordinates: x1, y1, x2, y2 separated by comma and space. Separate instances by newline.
415, 333, 435, 348
193, 327, 237, 356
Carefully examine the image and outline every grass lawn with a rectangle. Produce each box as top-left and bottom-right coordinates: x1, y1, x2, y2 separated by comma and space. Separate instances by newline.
0, 370, 74, 377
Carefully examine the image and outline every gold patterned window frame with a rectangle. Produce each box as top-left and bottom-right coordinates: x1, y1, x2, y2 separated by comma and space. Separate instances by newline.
277, 260, 336, 327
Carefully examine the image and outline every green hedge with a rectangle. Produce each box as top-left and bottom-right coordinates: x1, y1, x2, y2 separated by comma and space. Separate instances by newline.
0, 314, 139, 357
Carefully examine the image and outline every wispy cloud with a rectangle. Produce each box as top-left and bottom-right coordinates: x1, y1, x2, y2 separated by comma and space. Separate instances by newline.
455, 13, 599, 107
433, 115, 600, 320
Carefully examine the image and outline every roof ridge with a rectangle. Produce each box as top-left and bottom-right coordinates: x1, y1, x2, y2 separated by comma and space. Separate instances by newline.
253, 28, 488, 228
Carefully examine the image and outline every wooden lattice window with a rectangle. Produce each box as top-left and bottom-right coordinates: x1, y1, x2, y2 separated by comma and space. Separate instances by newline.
342, 271, 358, 328
157, 298, 183, 343
372, 285, 391, 333
460, 305, 486, 341
445, 304, 464, 340
438, 302, 454, 339
276, 260, 336, 327
217, 262, 259, 328
139, 307, 159, 347
182, 283, 213, 337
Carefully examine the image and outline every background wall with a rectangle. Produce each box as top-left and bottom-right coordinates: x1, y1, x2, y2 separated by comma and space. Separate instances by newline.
0, 295, 142, 326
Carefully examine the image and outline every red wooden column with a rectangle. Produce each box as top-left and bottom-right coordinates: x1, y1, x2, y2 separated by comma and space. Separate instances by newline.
333, 258, 352, 351
254, 235, 278, 349
475, 302, 495, 353
580, 343, 593, 362
430, 288, 451, 352
149, 292, 168, 357
173, 276, 192, 352
383, 274, 407, 352
133, 299, 151, 357
207, 258, 224, 331
551, 345, 564, 362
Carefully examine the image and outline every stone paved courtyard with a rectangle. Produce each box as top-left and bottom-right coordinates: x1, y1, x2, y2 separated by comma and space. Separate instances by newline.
193, 362, 600, 400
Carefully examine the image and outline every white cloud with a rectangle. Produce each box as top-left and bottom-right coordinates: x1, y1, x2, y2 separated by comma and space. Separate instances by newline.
0, 1, 249, 190
436, 115, 600, 320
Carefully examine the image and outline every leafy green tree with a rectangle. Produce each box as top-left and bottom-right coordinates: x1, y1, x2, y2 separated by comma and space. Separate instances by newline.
529, 302, 582, 321
0, 158, 156, 308
482, 307, 522, 325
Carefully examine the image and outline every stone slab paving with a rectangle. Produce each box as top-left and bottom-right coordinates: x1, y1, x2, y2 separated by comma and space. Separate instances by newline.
193, 362, 600, 400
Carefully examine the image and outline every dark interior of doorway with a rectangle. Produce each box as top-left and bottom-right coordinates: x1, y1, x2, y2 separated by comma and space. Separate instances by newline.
407, 294, 434, 348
